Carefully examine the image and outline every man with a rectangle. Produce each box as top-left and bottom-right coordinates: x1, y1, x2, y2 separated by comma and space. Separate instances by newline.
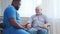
29, 6, 51, 34
3, 0, 30, 34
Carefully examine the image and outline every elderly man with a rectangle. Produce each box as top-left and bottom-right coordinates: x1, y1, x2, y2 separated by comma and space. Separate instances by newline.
3, 0, 30, 34
28, 6, 51, 34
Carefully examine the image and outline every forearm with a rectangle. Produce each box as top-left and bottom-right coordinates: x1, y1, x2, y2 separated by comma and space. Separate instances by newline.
11, 22, 21, 29
9, 18, 24, 29
46, 23, 51, 27
41, 24, 48, 29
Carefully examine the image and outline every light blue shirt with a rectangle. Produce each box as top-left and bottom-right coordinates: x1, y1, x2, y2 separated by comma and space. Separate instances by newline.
30, 14, 48, 31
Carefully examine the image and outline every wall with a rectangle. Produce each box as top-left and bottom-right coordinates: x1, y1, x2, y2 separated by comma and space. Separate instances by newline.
0, 0, 2, 16
56, 0, 60, 34
18, 0, 42, 17
57, 0, 60, 19
42, 0, 60, 34
42, 0, 56, 34
0, 0, 12, 16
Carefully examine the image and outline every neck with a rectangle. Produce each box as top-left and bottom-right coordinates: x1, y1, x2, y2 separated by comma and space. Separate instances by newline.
36, 13, 42, 16
11, 4, 18, 10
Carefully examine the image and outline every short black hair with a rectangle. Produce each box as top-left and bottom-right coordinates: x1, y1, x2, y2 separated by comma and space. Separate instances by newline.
13, 0, 21, 1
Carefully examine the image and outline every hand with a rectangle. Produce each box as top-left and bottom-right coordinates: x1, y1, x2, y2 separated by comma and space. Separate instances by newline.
47, 23, 51, 27
17, 24, 25, 29
19, 25, 25, 29
42, 24, 48, 29
21, 24, 25, 28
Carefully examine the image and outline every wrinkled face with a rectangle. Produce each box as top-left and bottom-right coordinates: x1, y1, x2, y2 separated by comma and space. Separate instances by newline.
35, 7, 42, 15
26, 24, 31, 29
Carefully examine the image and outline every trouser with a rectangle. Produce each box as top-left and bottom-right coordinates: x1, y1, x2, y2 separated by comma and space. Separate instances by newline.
27, 28, 48, 34
3, 27, 30, 34
37, 29, 48, 34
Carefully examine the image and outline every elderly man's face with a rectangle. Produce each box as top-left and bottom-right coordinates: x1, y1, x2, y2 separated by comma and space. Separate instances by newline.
35, 7, 42, 15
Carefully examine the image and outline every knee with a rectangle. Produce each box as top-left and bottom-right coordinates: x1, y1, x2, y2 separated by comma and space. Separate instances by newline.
19, 29, 30, 34
42, 29, 47, 32
41, 29, 48, 34
29, 28, 36, 32
28, 28, 37, 34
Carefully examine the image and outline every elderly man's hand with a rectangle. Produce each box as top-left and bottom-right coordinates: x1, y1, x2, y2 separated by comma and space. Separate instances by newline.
42, 24, 48, 29
42, 23, 51, 29
47, 23, 51, 27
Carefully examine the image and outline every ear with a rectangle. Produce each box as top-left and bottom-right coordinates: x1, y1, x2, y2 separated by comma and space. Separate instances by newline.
41, 9, 42, 11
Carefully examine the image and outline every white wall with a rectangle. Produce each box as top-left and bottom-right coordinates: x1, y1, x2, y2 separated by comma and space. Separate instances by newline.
57, 0, 60, 19
42, 0, 55, 34
18, 0, 35, 17
56, 0, 60, 34
42, 0, 60, 34
0, 0, 12, 16
18, 0, 42, 17
42, 0, 55, 19
0, 0, 2, 16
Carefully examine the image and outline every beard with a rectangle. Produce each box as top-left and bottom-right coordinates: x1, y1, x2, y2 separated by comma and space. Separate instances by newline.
15, 6, 19, 10
36, 13, 40, 15
36, 13, 42, 16
12, 4, 20, 10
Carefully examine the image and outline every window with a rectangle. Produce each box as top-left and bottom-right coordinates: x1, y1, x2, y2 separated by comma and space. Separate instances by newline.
18, 0, 42, 17
18, 0, 60, 19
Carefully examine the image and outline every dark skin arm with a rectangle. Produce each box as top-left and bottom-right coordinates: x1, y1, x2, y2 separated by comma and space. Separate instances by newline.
9, 18, 24, 29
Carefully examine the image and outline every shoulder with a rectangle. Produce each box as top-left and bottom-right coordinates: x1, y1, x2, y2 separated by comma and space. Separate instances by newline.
5, 5, 15, 11
41, 14, 48, 20
4, 5, 16, 13
41, 14, 47, 18
31, 15, 36, 18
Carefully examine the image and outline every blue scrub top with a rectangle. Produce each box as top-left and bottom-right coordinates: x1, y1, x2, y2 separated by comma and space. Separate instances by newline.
3, 5, 30, 34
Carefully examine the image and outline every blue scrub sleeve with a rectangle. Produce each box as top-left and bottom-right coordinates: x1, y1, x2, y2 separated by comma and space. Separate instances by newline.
7, 7, 16, 19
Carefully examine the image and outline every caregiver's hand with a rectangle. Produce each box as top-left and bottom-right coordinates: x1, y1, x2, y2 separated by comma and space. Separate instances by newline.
19, 25, 25, 29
